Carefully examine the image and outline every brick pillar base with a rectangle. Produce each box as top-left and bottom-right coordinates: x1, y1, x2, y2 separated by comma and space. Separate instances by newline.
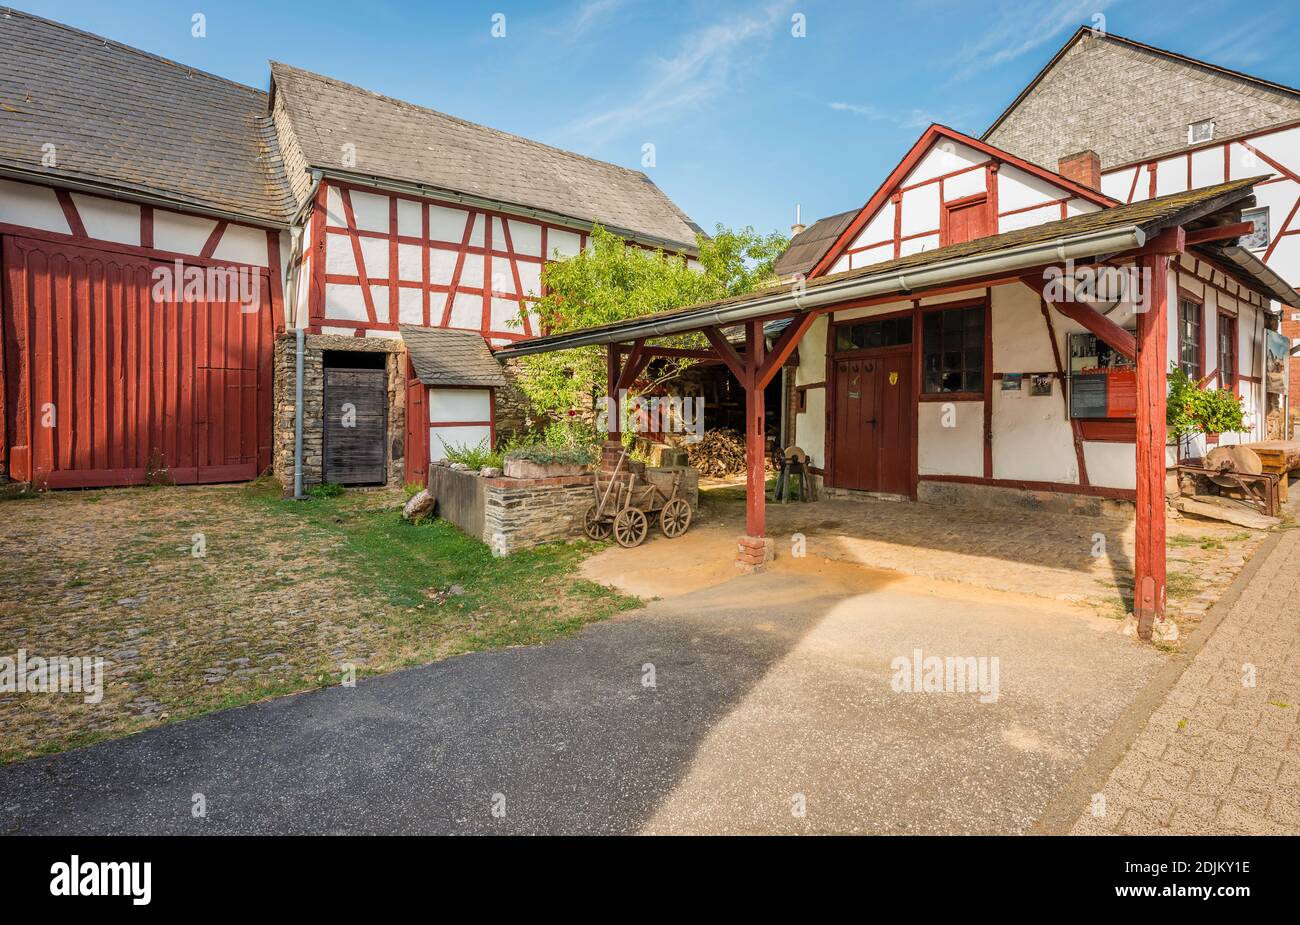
600, 440, 625, 473
736, 534, 775, 573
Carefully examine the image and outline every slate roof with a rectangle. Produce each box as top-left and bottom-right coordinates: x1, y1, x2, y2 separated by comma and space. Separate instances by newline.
401, 326, 506, 387
773, 209, 857, 278
0, 8, 295, 224
269, 62, 704, 253
498, 176, 1296, 354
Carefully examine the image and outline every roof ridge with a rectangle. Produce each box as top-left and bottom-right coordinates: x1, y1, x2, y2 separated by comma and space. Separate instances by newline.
1, 6, 268, 98
268, 60, 655, 182
983, 25, 1300, 141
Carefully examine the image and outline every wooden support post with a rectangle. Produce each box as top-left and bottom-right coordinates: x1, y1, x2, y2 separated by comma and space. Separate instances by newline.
744, 319, 766, 539
606, 345, 621, 441
1134, 253, 1169, 639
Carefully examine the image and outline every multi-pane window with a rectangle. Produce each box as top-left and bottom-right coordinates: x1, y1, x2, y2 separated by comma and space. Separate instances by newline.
1241, 207, 1270, 250
835, 315, 912, 352
922, 305, 985, 394
1218, 313, 1237, 390
1178, 297, 1202, 379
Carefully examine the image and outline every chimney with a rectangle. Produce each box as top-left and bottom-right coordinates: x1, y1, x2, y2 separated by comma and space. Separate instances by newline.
791, 203, 805, 237
1058, 150, 1101, 191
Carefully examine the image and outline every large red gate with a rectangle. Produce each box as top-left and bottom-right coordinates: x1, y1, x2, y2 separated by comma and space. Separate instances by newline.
2, 236, 273, 488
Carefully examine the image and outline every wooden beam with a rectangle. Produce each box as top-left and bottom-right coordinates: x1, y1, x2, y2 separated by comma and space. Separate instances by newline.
1134, 253, 1169, 640
744, 320, 766, 538
639, 347, 717, 359
1038, 285, 1138, 362
756, 313, 817, 390
1184, 221, 1254, 245
703, 326, 746, 381
614, 338, 648, 394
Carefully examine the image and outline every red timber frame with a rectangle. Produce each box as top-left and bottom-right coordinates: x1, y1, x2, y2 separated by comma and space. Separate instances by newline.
1, 180, 286, 487
809, 125, 1116, 278
305, 179, 594, 340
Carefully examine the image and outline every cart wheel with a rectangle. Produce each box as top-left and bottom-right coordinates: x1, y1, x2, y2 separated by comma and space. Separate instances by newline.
583, 503, 612, 541
613, 508, 649, 548
659, 498, 692, 538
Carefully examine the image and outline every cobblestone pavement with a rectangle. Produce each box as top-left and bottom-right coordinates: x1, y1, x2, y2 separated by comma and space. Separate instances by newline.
1072, 529, 1300, 835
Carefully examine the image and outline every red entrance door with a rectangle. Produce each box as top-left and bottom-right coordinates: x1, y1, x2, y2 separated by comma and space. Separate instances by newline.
2, 236, 272, 487
832, 348, 912, 495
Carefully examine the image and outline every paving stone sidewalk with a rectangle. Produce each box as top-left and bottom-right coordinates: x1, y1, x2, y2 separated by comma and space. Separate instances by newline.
1072, 529, 1300, 835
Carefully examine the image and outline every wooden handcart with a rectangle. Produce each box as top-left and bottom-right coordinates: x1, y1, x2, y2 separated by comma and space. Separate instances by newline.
583, 448, 692, 547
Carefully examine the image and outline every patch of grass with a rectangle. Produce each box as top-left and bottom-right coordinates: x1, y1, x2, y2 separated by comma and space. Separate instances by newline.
1165, 571, 1200, 598
309, 482, 344, 500
1200, 538, 1225, 551
241, 481, 640, 662
1268, 701, 1293, 709
1166, 534, 1198, 548
701, 477, 777, 504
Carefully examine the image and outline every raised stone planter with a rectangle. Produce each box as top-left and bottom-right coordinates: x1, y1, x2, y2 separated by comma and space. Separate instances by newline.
502, 457, 590, 480
428, 461, 594, 554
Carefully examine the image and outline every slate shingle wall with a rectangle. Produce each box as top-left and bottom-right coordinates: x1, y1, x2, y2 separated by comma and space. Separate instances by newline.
986, 33, 1300, 170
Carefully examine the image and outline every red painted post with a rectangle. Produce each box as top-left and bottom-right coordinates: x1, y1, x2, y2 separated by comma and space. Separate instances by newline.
1134, 253, 1169, 639
745, 320, 766, 538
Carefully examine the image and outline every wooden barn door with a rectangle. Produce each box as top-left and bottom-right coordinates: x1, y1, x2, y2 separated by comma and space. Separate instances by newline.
323, 367, 387, 485
831, 347, 912, 494
2, 235, 272, 488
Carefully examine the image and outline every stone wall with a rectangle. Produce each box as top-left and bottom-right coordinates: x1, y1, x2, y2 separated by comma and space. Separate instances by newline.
272, 333, 407, 491
481, 474, 596, 553
916, 479, 1134, 519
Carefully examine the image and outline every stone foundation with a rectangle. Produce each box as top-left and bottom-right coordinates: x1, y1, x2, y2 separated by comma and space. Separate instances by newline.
272, 333, 407, 491
916, 479, 1134, 518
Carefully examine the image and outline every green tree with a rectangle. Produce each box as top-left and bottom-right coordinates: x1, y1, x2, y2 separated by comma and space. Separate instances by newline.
517, 223, 788, 418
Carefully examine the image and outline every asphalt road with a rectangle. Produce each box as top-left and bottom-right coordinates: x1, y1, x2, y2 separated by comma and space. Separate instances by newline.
0, 559, 1163, 835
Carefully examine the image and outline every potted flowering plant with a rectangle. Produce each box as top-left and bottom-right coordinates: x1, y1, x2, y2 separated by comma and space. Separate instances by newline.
1166, 365, 1246, 456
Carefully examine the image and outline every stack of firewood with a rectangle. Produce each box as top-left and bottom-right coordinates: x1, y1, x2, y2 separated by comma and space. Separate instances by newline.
686, 429, 748, 477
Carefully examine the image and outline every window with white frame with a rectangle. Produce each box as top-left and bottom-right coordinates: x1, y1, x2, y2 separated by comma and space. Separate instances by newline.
1241, 207, 1270, 250
1188, 119, 1215, 144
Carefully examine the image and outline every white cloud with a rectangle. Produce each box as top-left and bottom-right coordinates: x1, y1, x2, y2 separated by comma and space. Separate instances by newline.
565, 1, 795, 142
950, 0, 1117, 80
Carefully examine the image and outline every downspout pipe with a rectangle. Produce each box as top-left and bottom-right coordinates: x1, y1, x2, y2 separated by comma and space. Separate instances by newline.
294, 326, 306, 500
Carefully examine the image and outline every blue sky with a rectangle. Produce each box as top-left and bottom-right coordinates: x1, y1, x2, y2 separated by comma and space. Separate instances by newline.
20, 0, 1300, 236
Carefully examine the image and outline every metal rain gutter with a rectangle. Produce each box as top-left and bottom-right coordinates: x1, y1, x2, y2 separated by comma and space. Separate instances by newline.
494, 224, 1147, 358
0, 164, 288, 230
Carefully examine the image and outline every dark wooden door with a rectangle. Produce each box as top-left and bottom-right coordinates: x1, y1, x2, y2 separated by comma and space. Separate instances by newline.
832, 348, 912, 494
323, 367, 387, 485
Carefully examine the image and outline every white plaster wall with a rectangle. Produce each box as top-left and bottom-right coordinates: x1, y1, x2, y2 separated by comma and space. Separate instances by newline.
918, 400, 982, 476
0, 177, 71, 232
154, 210, 218, 255
428, 389, 490, 421
1084, 442, 1136, 490
431, 425, 491, 458
793, 315, 828, 470
992, 385, 1078, 483
70, 192, 138, 245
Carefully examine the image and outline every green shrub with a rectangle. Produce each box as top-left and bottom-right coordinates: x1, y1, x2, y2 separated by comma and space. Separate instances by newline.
1167, 365, 1245, 440
504, 443, 595, 467
310, 482, 344, 499
442, 439, 501, 470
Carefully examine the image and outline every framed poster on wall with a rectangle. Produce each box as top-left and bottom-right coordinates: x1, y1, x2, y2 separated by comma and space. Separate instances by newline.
1068, 331, 1137, 419
1265, 329, 1289, 395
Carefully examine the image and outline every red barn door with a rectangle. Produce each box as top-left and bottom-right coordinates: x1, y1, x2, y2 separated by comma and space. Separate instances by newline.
2, 236, 273, 488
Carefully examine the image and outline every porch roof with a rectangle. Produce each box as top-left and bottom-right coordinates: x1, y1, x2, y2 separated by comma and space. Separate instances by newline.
401, 326, 506, 387
496, 177, 1298, 359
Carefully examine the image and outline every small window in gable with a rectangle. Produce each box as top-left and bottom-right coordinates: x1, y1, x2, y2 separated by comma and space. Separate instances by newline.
1241, 207, 1270, 250
1188, 119, 1215, 144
